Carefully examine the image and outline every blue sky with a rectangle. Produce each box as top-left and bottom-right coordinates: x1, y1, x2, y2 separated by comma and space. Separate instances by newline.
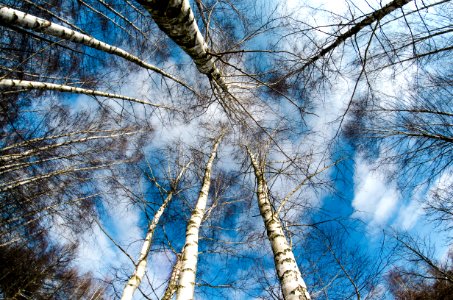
2, 0, 451, 299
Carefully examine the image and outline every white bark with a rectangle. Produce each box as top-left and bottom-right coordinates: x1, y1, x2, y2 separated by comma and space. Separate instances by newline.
1, 128, 134, 152
0, 161, 124, 192
0, 6, 192, 91
121, 162, 191, 300
247, 148, 311, 300
1, 130, 139, 162
0, 79, 168, 108
0, 154, 77, 175
176, 134, 223, 300
136, 0, 227, 89
162, 254, 183, 300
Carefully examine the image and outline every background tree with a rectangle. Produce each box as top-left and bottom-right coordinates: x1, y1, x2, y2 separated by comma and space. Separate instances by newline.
0, 0, 452, 298
386, 232, 453, 300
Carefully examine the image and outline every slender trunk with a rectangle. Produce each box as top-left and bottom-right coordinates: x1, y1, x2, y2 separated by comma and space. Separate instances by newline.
247, 148, 311, 300
285, 0, 412, 78
0, 79, 166, 108
176, 134, 223, 300
121, 162, 191, 300
0, 6, 192, 91
1, 128, 135, 152
0, 154, 77, 175
120, 195, 172, 300
162, 254, 183, 300
1, 130, 139, 162
0, 161, 124, 192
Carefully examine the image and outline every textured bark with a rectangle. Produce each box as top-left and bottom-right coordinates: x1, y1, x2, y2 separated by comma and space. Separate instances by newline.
0, 79, 166, 108
247, 148, 311, 300
121, 163, 191, 300
0, 6, 192, 90
162, 254, 183, 300
176, 134, 223, 300
135, 0, 226, 87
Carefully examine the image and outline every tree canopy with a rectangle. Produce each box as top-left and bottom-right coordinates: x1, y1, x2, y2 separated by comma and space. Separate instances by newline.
0, 0, 452, 299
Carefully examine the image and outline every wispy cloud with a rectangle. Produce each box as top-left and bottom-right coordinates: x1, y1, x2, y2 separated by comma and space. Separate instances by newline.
352, 155, 400, 228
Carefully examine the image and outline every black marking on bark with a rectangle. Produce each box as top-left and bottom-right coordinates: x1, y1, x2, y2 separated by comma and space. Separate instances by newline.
166, 1, 183, 18
279, 269, 298, 280
269, 232, 285, 240
275, 248, 291, 259
181, 268, 195, 273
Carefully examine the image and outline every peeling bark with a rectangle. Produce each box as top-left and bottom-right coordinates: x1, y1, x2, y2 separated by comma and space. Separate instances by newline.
135, 0, 230, 94
136, 0, 220, 78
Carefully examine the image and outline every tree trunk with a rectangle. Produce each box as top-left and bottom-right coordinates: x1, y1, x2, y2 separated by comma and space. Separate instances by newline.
135, 0, 229, 91
0, 6, 191, 90
162, 254, 183, 300
176, 134, 223, 300
247, 148, 311, 300
0, 79, 166, 108
121, 162, 191, 300
285, 0, 413, 77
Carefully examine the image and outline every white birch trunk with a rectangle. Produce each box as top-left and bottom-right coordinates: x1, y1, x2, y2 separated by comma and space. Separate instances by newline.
121, 162, 191, 300
248, 149, 311, 300
135, 0, 227, 89
0, 79, 167, 108
0, 161, 123, 192
1, 128, 135, 152
176, 134, 223, 300
1, 130, 139, 162
0, 6, 191, 90
162, 254, 183, 300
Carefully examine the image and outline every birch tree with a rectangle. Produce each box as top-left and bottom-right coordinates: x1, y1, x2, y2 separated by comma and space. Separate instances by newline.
247, 146, 311, 300
121, 160, 191, 300
1, 0, 452, 298
176, 132, 223, 300
0, 236, 107, 299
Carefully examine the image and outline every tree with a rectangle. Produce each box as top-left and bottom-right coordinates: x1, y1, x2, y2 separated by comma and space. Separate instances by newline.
0, 225, 107, 299
345, 70, 452, 189
386, 232, 453, 300
176, 132, 224, 300
121, 158, 192, 300
246, 145, 311, 300
1, 0, 452, 298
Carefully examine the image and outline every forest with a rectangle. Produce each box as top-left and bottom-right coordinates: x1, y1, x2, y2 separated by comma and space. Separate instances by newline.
0, 0, 452, 299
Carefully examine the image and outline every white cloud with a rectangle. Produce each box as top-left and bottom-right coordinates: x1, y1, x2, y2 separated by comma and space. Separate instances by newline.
394, 193, 424, 230
352, 156, 399, 228
75, 225, 120, 275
